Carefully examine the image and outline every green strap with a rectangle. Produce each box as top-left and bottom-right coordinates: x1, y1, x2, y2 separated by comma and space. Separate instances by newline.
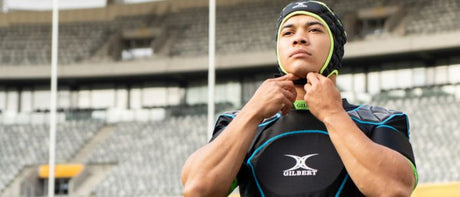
294, 100, 309, 110
407, 158, 418, 190
228, 178, 238, 195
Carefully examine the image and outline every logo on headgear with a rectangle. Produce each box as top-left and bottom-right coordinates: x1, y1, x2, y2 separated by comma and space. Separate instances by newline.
292, 2, 309, 9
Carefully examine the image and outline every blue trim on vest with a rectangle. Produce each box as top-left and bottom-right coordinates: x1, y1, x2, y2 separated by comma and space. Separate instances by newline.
246, 130, 329, 197
258, 113, 281, 127
218, 114, 235, 119
348, 104, 364, 112
404, 114, 411, 139
350, 113, 404, 125
376, 124, 401, 134
335, 174, 349, 197
215, 113, 281, 128
213, 114, 235, 130
247, 161, 264, 197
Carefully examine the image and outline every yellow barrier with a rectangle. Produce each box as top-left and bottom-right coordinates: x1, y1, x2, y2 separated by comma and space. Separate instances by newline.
412, 182, 460, 197
39, 164, 84, 178
227, 182, 460, 197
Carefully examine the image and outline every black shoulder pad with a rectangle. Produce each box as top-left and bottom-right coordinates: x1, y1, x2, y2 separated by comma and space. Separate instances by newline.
211, 111, 281, 142
348, 105, 414, 164
348, 105, 410, 138
211, 110, 240, 141
347, 105, 403, 123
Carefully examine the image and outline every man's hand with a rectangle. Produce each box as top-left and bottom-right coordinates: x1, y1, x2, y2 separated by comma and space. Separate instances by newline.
243, 73, 298, 121
303, 72, 343, 122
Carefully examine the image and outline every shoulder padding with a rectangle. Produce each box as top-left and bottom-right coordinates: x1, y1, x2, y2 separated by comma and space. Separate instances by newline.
217, 110, 240, 119
347, 104, 403, 123
215, 110, 280, 127
211, 111, 281, 141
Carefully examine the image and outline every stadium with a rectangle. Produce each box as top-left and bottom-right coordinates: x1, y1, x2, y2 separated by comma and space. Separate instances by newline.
0, 0, 459, 196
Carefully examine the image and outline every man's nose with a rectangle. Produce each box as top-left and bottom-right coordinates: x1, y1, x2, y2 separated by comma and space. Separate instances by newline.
293, 34, 308, 45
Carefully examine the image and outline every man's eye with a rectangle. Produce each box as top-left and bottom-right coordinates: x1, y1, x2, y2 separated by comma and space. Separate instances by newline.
282, 31, 292, 36
310, 27, 323, 33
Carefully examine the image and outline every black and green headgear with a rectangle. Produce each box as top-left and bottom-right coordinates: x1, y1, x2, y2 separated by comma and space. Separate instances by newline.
275, 0, 347, 78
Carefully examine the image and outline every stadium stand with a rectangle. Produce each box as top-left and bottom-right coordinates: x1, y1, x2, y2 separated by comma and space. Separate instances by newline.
88, 115, 207, 196
0, 14, 156, 65
0, 24, 107, 65
371, 87, 460, 184
0, 120, 104, 193
167, 1, 284, 57
403, 0, 460, 35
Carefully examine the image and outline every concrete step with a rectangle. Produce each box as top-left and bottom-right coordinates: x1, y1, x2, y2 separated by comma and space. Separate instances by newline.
69, 125, 116, 163
0, 167, 35, 197
71, 164, 115, 196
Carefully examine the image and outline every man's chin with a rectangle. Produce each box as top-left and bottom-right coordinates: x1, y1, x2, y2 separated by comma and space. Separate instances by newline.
290, 71, 313, 79
287, 65, 317, 78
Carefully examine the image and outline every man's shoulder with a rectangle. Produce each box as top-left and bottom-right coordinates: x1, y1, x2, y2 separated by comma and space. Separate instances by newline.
344, 102, 407, 124
211, 110, 281, 140
216, 110, 281, 126
217, 110, 240, 119
345, 102, 411, 138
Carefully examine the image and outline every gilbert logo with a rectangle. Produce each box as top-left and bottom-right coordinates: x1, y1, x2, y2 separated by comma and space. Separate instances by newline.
283, 154, 318, 176
292, 2, 308, 9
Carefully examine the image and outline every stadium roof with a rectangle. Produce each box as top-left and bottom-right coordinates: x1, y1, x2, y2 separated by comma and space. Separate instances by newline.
3, 0, 165, 11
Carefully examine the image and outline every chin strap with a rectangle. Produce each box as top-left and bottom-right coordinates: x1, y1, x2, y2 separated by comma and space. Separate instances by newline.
273, 73, 308, 85
293, 78, 307, 85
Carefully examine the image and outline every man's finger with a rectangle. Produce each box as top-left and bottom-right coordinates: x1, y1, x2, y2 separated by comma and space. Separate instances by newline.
278, 80, 295, 92
280, 88, 296, 103
306, 72, 320, 84
281, 97, 292, 115
304, 83, 312, 92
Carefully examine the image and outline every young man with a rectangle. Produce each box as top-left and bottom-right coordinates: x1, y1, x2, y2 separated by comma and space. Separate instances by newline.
182, 1, 417, 196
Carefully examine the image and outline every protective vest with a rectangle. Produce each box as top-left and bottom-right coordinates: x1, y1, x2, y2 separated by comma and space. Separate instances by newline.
212, 99, 416, 197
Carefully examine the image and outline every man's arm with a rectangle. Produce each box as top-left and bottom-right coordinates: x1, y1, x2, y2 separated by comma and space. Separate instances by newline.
181, 109, 262, 197
304, 73, 415, 196
323, 112, 415, 196
181, 74, 297, 197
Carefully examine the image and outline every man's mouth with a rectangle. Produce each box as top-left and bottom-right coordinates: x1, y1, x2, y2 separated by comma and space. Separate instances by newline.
290, 49, 311, 58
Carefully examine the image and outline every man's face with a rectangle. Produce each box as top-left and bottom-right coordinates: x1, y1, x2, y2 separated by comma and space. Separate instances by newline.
277, 15, 331, 78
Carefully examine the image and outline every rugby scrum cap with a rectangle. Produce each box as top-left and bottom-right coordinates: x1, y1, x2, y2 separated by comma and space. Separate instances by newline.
275, 0, 347, 77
